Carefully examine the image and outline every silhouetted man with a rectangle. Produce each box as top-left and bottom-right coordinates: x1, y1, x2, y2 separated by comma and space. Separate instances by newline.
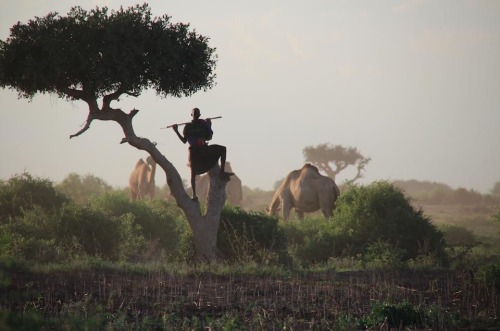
172, 107, 234, 201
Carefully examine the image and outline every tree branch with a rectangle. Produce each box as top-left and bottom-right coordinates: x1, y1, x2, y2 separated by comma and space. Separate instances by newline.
69, 113, 94, 139
102, 88, 141, 111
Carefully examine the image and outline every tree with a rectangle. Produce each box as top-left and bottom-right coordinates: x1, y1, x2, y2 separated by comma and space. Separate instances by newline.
491, 182, 500, 196
56, 173, 113, 205
303, 143, 370, 183
0, 4, 226, 260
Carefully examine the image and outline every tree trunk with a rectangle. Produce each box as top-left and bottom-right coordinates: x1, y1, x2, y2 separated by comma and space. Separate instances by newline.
113, 109, 228, 262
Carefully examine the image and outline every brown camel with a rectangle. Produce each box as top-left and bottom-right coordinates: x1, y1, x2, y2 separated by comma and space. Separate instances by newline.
129, 156, 156, 201
268, 163, 340, 222
195, 162, 243, 207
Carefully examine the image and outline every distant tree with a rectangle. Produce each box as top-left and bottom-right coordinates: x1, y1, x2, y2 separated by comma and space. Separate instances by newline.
0, 4, 225, 260
491, 182, 500, 196
57, 173, 113, 205
303, 143, 370, 183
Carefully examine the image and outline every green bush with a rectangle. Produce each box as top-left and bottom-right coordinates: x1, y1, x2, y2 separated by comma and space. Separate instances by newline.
0, 173, 69, 221
88, 193, 187, 259
475, 263, 500, 290
362, 302, 458, 330
283, 216, 336, 264
363, 239, 405, 269
332, 181, 446, 262
218, 206, 288, 264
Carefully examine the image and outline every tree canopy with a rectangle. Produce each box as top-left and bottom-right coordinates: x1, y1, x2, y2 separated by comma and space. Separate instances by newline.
303, 143, 370, 183
0, 3, 217, 101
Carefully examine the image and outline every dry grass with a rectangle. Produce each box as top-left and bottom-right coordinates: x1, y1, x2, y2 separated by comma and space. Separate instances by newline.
2, 267, 498, 330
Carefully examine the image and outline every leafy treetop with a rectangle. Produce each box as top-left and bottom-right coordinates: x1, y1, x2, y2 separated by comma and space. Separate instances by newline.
0, 3, 217, 101
303, 143, 371, 183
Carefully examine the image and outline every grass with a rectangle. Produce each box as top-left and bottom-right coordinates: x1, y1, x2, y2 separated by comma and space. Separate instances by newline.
1, 259, 499, 330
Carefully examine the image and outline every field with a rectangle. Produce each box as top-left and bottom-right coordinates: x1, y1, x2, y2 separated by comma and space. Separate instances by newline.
1, 175, 500, 330
1, 263, 499, 330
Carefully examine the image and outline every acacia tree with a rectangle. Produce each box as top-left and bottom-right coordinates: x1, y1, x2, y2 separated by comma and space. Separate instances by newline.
303, 143, 370, 183
0, 4, 227, 260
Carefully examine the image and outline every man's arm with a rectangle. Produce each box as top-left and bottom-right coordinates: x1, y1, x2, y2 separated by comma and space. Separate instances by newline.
172, 124, 188, 144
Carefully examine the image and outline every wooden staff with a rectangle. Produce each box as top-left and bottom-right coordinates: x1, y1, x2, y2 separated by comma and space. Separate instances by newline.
160, 116, 222, 129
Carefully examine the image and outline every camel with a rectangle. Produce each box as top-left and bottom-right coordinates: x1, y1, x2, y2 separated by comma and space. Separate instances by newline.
267, 163, 340, 222
129, 156, 156, 201
195, 162, 243, 207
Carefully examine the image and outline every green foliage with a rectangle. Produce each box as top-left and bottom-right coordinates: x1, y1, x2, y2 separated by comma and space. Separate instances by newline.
475, 263, 500, 290
362, 302, 458, 330
439, 224, 477, 246
218, 206, 288, 264
0, 3, 217, 99
283, 217, 336, 264
56, 173, 113, 205
332, 181, 446, 261
493, 208, 500, 226
89, 193, 188, 258
0, 172, 69, 221
363, 239, 405, 269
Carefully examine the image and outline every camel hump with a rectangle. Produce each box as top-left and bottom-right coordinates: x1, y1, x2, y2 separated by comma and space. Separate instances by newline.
301, 163, 319, 173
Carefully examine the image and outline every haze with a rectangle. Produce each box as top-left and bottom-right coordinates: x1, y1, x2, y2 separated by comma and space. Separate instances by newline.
1, 0, 499, 193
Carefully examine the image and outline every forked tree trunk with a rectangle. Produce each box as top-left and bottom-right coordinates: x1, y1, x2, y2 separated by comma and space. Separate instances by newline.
144, 146, 226, 261
80, 106, 228, 261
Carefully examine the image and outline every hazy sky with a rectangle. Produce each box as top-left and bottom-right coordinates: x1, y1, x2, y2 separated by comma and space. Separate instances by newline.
1, 0, 499, 193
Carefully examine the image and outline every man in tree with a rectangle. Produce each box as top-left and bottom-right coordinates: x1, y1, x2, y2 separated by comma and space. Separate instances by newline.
172, 107, 233, 201
0, 4, 227, 260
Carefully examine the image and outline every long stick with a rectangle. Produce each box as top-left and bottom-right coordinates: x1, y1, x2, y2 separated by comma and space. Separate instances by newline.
160, 116, 222, 129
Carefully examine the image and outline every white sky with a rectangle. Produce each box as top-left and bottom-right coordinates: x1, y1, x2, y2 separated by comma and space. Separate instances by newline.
1, 0, 499, 192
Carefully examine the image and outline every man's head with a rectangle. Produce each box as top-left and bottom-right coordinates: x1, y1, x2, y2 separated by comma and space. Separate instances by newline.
191, 108, 201, 119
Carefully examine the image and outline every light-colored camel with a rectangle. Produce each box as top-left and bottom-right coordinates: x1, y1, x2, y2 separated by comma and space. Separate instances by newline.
129, 156, 156, 201
267, 163, 340, 222
195, 162, 243, 207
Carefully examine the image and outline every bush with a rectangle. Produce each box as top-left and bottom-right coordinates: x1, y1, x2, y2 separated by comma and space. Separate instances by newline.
218, 206, 288, 264
331, 181, 446, 262
283, 216, 336, 264
0, 173, 69, 221
88, 193, 187, 259
363, 239, 405, 269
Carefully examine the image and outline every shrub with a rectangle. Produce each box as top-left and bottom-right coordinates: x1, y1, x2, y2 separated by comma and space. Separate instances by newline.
88, 193, 187, 259
218, 206, 288, 264
363, 239, 405, 269
283, 216, 336, 264
331, 181, 446, 261
0, 172, 69, 221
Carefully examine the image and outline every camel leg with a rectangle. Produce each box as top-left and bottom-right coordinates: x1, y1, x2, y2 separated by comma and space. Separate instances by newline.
320, 205, 333, 218
282, 198, 292, 223
295, 210, 305, 220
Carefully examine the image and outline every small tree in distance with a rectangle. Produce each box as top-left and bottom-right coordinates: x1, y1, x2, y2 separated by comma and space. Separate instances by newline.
303, 143, 370, 183
0, 4, 226, 260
